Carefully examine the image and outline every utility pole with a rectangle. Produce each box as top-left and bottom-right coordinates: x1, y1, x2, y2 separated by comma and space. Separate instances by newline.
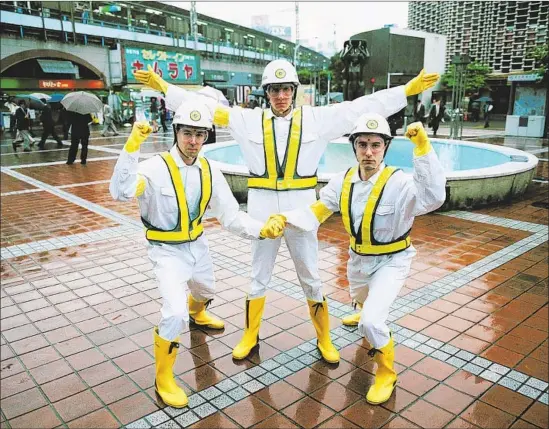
190, 1, 198, 51
293, 1, 299, 65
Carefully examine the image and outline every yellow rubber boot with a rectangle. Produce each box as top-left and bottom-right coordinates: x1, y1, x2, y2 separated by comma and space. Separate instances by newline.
188, 296, 224, 329
366, 335, 397, 405
232, 296, 266, 360
308, 297, 340, 364
153, 328, 188, 408
342, 302, 362, 326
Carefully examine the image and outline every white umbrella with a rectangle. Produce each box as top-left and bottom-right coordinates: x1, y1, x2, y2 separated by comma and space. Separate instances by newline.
61, 91, 103, 115
30, 93, 51, 101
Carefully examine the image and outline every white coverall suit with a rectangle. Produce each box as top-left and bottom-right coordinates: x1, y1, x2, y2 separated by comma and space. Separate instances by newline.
166, 86, 408, 301
285, 151, 446, 348
110, 145, 263, 341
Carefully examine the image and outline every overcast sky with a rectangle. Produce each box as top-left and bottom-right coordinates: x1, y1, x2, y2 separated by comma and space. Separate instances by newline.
169, 2, 409, 52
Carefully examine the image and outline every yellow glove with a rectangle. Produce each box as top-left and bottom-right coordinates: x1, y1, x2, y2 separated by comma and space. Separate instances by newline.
405, 122, 432, 157
404, 69, 440, 97
133, 65, 169, 94
259, 214, 287, 239
124, 121, 153, 153
310, 201, 333, 224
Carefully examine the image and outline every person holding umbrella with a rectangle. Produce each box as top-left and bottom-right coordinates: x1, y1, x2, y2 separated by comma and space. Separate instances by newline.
14, 99, 35, 152
61, 91, 102, 165
38, 98, 63, 149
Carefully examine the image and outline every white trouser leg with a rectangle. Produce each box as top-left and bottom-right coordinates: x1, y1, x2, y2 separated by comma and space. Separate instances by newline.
187, 246, 215, 302
149, 245, 192, 341
351, 253, 414, 349
249, 236, 282, 298
284, 226, 323, 301
20, 130, 33, 150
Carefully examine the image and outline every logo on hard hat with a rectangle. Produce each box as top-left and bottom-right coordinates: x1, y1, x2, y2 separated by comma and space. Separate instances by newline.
366, 120, 378, 129
275, 68, 286, 79
190, 110, 201, 121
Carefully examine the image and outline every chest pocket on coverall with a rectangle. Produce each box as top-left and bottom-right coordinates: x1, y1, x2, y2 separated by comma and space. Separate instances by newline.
374, 203, 395, 232
160, 187, 178, 213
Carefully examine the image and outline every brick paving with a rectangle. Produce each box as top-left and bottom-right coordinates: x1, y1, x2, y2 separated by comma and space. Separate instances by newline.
0, 128, 548, 429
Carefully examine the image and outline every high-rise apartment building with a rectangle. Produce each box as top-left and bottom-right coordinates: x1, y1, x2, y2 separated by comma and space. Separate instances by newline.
408, 1, 548, 74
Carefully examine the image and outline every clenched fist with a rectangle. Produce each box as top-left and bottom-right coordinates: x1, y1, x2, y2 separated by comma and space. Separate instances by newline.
405, 122, 431, 157
125, 121, 153, 153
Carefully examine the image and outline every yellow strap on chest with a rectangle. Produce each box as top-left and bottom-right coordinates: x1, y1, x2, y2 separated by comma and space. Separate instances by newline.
145, 153, 212, 244
340, 166, 411, 256
247, 108, 318, 191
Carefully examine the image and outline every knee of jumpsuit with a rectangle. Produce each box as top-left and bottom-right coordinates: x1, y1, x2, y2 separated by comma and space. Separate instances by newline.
158, 307, 189, 342
249, 238, 282, 299
358, 312, 391, 349
349, 284, 369, 307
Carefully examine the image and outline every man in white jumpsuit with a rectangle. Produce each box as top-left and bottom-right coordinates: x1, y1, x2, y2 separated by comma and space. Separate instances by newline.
283, 114, 446, 404
109, 103, 285, 408
134, 60, 439, 364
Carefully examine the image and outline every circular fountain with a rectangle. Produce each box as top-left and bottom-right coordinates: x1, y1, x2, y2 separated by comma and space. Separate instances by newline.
201, 138, 539, 210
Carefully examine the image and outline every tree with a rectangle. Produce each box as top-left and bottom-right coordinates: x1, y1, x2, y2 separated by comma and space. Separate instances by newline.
441, 61, 492, 94
328, 53, 344, 92
527, 43, 548, 82
297, 68, 330, 94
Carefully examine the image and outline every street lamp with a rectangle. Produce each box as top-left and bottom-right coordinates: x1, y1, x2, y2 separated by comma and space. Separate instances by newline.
387, 72, 404, 89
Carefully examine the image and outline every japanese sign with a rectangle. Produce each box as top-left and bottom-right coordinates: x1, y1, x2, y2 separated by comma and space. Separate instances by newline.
124, 47, 201, 84
38, 79, 105, 89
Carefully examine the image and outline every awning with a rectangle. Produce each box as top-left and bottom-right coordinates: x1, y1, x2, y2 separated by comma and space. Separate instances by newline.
37, 59, 77, 75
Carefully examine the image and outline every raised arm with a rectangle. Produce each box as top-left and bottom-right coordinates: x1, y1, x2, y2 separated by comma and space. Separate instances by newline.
312, 69, 440, 141
109, 122, 152, 201
282, 173, 344, 232
398, 122, 447, 219
133, 65, 248, 142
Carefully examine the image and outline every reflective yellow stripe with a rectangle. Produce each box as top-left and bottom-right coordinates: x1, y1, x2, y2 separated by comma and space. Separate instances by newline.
340, 167, 356, 238
340, 166, 411, 256
136, 174, 146, 197
189, 157, 212, 238
145, 153, 212, 244
213, 107, 230, 127
248, 108, 317, 191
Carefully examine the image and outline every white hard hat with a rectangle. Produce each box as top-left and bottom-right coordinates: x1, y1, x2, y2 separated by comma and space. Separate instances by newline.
262, 59, 300, 88
172, 103, 212, 129
349, 113, 392, 142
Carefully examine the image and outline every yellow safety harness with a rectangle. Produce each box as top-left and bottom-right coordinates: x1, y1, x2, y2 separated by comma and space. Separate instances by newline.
143, 152, 212, 244
247, 108, 318, 191
340, 166, 411, 255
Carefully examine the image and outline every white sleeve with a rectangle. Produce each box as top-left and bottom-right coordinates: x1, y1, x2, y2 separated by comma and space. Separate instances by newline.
283, 174, 344, 231
109, 149, 149, 201
166, 84, 249, 146
311, 86, 407, 141
398, 150, 447, 220
208, 166, 263, 239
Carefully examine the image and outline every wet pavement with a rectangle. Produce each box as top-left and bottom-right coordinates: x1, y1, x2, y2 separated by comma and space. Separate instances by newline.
1, 125, 548, 429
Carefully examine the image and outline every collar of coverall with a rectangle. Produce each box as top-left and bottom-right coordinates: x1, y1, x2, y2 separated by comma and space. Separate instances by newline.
169, 145, 203, 169
265, 106, 294, 121
352, 162, 386, 184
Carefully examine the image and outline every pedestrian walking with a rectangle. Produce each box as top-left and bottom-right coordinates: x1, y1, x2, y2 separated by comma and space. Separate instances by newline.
101, 98, 119, 137
38, 99, 63, 149
150, 98, 159, 133
66, 111, 92, 165
14, 100, 35, 152
413, 98, 426, 125
428, 99, 444, 137
4, 98, 18, 135
484, 102, 493, 128
135, 60, 439, 364
283, 115, 446, 405
160, 98, 168, 132
110, 102, 285, 408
